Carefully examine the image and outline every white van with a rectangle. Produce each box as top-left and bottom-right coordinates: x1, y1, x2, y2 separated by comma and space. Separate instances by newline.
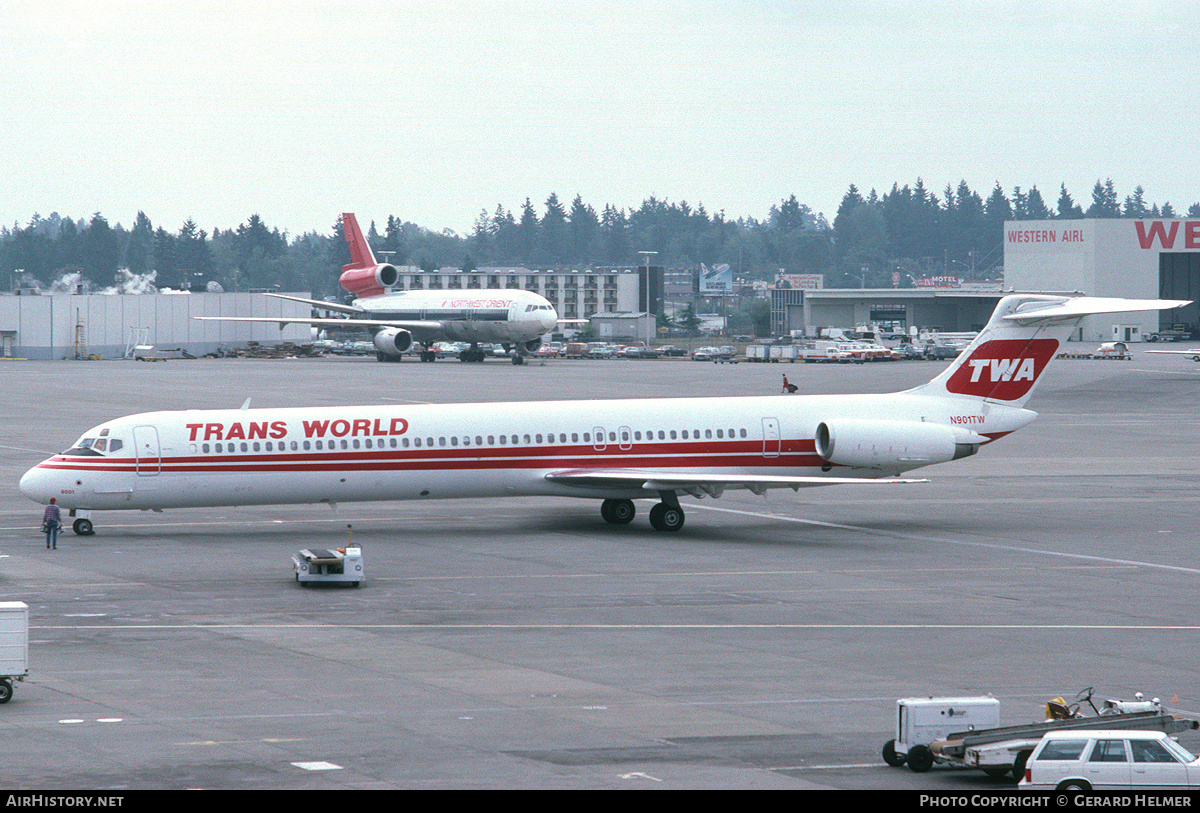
1019, 729, 1200, 791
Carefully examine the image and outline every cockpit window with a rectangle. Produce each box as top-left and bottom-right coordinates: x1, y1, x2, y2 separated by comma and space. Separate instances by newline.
64, 432, 123, 456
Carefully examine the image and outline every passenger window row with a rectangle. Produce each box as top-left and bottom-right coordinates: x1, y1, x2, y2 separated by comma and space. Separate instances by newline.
196, 427, 752, 455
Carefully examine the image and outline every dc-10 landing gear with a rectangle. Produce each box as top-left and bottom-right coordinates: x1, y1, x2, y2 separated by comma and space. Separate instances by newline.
458, 344, 487, 363
599, 494, 685, 532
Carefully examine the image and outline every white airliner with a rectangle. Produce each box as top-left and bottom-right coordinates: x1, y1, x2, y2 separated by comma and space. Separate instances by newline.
196, 213, 559, 364
1145, 348, 1200, 361
20, 294, 1186, 536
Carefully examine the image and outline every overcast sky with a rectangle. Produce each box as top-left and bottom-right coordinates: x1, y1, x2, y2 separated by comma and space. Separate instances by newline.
2, 0, 1195, 238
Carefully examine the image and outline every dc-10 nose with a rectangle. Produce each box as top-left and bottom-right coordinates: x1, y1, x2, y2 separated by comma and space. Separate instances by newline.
543, 306, 559, 332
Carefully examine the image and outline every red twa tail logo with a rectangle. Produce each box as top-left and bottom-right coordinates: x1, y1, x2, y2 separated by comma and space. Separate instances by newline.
945, 339, 1059, 400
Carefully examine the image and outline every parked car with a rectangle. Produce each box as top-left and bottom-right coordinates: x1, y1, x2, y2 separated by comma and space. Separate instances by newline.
715, 346, 739, 363
691, 346, 718, 361
656, 345, 686, 357
1019, 729, 1200, 791
923, 342, 962, 360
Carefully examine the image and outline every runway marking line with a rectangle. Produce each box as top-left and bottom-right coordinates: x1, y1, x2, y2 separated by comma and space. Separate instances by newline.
31, 622, 1200, 631
691, 504, 1200, 576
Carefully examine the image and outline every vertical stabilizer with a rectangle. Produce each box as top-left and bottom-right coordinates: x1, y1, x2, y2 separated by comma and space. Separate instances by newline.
908, 295, 1189, 408
342, 212, 376, 269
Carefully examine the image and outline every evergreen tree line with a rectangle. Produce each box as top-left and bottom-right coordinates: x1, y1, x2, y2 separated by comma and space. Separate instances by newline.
3, 179, 1196, 297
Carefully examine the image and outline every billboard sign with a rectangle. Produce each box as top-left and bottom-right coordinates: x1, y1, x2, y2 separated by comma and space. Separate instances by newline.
699, 263, 732, 293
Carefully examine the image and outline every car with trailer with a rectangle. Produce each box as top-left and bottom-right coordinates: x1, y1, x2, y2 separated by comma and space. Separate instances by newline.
883, 689, 1198, 781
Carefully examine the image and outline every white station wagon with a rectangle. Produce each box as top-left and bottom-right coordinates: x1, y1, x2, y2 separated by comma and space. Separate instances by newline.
1019, 729, 1200, 791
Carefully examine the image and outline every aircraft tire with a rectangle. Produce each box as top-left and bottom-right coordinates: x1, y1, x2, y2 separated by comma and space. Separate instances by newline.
73, 518, 94, 536
649, 502, 685, 532
601, 499, 635, 525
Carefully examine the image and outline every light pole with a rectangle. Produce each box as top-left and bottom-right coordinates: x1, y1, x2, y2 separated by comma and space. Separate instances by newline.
639, 251, 657, 347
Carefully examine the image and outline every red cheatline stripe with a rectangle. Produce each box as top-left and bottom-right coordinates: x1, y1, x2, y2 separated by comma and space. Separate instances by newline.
38, 440, 826, 475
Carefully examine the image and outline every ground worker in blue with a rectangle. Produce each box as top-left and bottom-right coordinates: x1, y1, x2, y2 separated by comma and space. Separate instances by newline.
42, 497, 61, 549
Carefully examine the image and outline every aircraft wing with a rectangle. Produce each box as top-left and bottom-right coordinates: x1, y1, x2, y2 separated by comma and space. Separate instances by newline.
545, 468, 926, 498
193, 316, 447, 340
1144, 349, 1200, 357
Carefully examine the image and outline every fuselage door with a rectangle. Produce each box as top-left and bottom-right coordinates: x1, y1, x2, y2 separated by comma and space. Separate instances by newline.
592, 426, 606, 452
133, 425, 161, 476
762, 417, 781, 458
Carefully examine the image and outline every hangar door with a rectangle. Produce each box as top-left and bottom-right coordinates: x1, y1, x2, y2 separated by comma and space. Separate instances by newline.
1158, 254, 1200, 334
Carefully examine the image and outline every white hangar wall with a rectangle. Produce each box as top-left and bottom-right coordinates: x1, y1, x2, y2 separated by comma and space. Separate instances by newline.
0, 292, 312, 360
1004, 219, 1200, 342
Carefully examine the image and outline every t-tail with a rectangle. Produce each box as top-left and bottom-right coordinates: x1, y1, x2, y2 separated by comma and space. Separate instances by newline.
907, 294, 1190, 409
338, 213, 399, 299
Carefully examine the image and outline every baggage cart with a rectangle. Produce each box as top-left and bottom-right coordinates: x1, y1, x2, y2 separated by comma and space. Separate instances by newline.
0, 601, 30, 704
293, 546, 364, 587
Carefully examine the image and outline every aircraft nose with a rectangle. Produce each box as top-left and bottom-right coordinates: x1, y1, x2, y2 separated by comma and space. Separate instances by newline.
18, 464, 52, 504
543, 307, 559, 331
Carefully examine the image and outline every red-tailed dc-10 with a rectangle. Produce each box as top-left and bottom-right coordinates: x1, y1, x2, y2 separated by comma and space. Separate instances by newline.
196, 213, 559, 365
20, 294, 1186, 536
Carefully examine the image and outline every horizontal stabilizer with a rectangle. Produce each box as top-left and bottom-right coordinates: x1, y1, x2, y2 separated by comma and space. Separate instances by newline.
1002, 297, 1190, 323
266, 292, 364, 316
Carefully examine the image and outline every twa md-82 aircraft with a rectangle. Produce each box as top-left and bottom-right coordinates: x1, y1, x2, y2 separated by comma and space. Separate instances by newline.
197, 213, 559, 365
21, 295, 1185, 536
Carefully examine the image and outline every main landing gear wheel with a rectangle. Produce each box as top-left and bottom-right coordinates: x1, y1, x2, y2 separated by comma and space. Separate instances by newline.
649, 502, 685, 532
511, 353, 526, 365
600, 499, 635, 525
73, 518, 94, 536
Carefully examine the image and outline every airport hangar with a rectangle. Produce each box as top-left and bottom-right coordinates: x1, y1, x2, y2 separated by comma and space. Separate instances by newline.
773, 217, 1200, 342
0, 266, 655, 360
0, 291, 313, 360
